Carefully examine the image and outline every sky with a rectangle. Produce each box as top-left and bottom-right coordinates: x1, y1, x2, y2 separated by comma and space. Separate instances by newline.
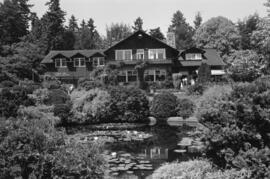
4, 0, 269, 36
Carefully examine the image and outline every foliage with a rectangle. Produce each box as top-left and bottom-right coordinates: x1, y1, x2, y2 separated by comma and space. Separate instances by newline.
152, 160, 213, 179
53, 103, 72, 125
132, 17, 143, 31
70, 88, 111, 124
51, 141, 105, 179
199, 79, 270, 177
176, 98, 195, 119
194, 16, 241, 56
186, 83, 208, 95
105, 23, 132, 48
149, 27, 165, 40
108, 86, 149, 123
197, 84, 233, 123
0, 86, 34, 118
168, 10, 194, 49
42, 74, 61, 89
152, 160, 250, 179
47, 89, 70, 105
194, 12, 203, 30
135, 60, 149, 90
237, 13, 260, 50
227, 50, 263, 82
0, 0, 32, 45
150, 92, 177, 118
197, 62, 211, 84
29, 88, 50, 105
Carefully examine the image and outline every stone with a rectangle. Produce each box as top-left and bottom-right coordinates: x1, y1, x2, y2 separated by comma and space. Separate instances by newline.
111, 172, 119, 176
127, 170, 134, 174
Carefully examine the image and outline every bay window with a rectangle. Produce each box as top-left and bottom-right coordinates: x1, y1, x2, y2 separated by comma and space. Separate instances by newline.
74, 58, 85, 67
115, 50, 132, 60
148, 49, 166, 60
55, 58, 67, 68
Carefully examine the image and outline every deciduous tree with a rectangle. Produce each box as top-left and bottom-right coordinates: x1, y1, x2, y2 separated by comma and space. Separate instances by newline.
149, 27, 165, 40
194, 16, 241, 57
132, 17, 143, 31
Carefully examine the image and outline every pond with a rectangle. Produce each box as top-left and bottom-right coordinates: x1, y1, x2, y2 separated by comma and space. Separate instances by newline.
66, 123, 203, 179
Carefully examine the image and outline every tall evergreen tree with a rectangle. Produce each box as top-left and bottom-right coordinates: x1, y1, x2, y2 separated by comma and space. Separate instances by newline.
0, 0, 32, 45
132, 17, 143, 31
168, 10, 194, 49
238, 13, 260, 50
68, 15, 78, 32
265, 0, 270, 16
194, 12, 202, 30
40, 0, 66, 53
149, 27, 165, 40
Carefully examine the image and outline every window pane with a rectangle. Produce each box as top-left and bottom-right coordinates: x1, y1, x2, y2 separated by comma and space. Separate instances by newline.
116, 51, 123, 60
61, 59, 67, 67
99, 58, 105, 66
125, 50, 132, 60
55, 59, 61, 67
80, 59, 85, 66
74, 59, 80, 66
149, 50, 155, 59
157, 49, 165, 59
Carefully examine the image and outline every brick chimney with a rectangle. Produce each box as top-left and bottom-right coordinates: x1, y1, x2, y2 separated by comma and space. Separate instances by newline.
166, 32, 176, 48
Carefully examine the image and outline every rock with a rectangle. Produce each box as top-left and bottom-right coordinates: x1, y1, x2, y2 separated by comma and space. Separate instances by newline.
111, 172, 119, 176
127, 170, 134, 174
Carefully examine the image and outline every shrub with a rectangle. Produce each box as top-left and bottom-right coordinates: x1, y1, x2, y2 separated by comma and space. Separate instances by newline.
0, 80, 16, 88
78, 78, 103, 91
70, 89, 111, 124
54, 103, 72, 125
29, 88, 50, 105
42, 75, 61, 89
152, 160, 250, 179
152, 160, 213, 179
199, 80, 270, 175
47, 89, 70, 105
197, 62, 211, 84
0, 86, 34, 118
186, 83, 207, 95
108, 86, 149, 123
197, 84, 232, 124
150, 92, 177, 118
176, 98, 195, 119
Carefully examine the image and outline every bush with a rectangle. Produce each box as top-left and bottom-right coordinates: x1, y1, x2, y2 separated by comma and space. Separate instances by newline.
70, 89, 111, 124
0, 86, 34, 118
172, 73, 182, 89
108, 86, 149, 123
54, 103, 72, 125
47, 89, 70, 105
152, 160, 250, 179
197, 85, 232, 124
186, 83, 208, 95
78, 78, 103, 91
150, 92, 177, 118
199, 79, 270, 175
176, 98, 195, 119
152, 160, 213, 179
0, 80, 16, 88
29, 88, 50, 105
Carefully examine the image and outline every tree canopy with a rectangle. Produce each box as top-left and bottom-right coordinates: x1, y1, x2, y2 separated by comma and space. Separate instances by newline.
194, 16, 241, 57
149, 27, 165, 40
168, 10, 194, 49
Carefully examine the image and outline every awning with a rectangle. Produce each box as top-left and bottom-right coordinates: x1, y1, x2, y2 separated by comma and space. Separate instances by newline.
211, 70, 226, 75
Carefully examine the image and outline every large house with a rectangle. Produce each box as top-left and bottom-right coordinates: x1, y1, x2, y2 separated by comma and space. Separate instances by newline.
41, 30, 225, 85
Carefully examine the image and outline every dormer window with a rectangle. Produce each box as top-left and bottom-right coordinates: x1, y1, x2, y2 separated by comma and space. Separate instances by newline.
74, 58, 85, 67
136, 49, 144, 60
55, 58, 67, 68
149, 49, 166, 60
115, 50, 132, 60
186, 53, 202, 60
93, 57, 105, 67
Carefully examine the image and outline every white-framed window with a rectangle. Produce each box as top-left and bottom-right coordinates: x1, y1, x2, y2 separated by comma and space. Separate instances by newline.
148, 49, 166, 60
186, 53, 202, 60
74, 58, 85, 67
115, 50, 132, 60
136, 49, 144, 60
55, 58, 67, 68
144, 69, 166, 82
93, 57, 105, 67
117, 70, 137, 82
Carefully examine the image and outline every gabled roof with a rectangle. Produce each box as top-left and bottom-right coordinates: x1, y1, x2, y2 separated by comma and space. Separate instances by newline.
179, 48, 225, 67
104, 30, 179, 54
42, 49, 105, 63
